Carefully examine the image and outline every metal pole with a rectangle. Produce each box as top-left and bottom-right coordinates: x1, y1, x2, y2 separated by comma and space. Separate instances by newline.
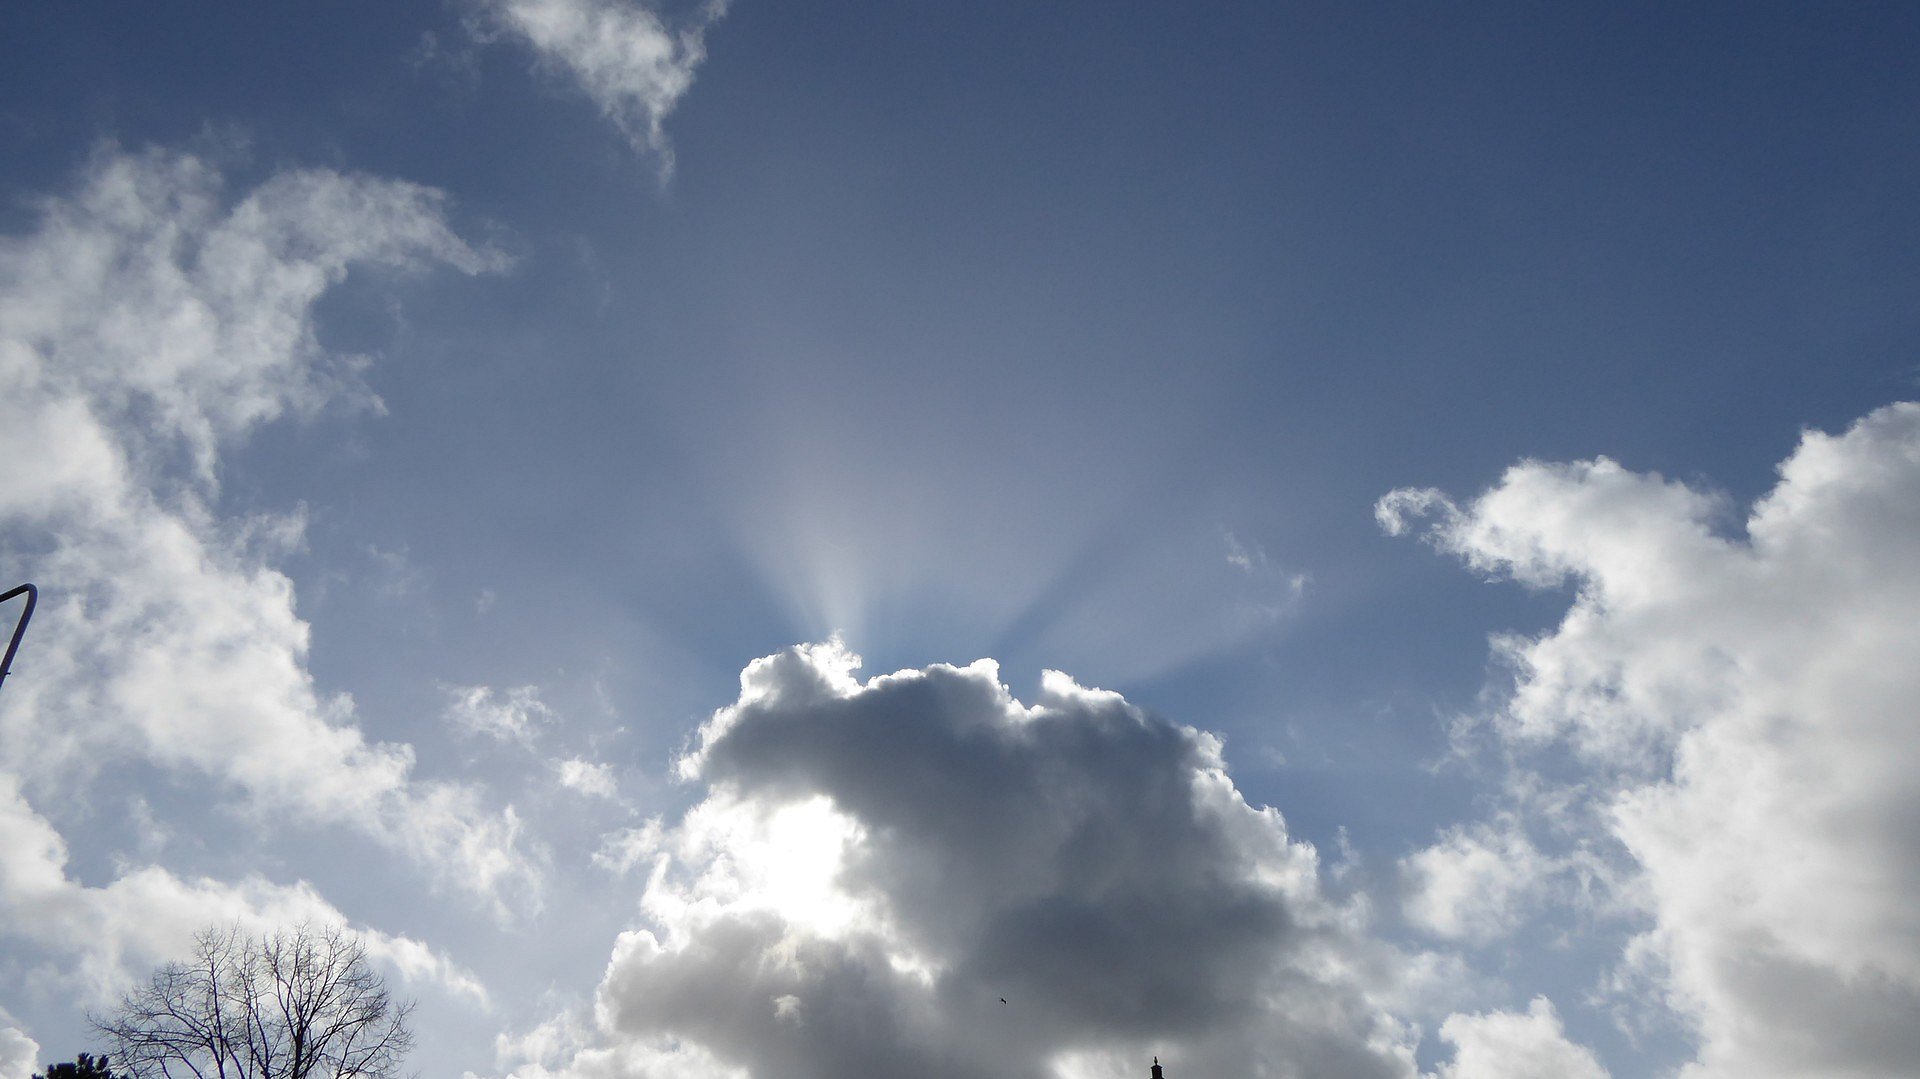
0, 583, 36, 694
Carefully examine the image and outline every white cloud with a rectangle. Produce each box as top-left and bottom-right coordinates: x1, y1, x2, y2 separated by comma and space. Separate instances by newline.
505, 642, 1427, 1079
1384, 402, 1920, 1078
446, 684, 556, 745
487, 1036, 748, 1079
0, 774, 486, 1004
0, 145, 538, 914
494, 1010, 592, 1074
0, 1009, 36, 1079
592, 819, 665, 876
1224, 530, 1268, 574
1432, 997, 1610, 1079
1400, 819, 1550, 943
557, 758, 619, 799
479, 0, 729, 177
364, 541, 428, 600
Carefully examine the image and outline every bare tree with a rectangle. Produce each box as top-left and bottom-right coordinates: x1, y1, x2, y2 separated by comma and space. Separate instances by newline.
94, 924, 415, 1079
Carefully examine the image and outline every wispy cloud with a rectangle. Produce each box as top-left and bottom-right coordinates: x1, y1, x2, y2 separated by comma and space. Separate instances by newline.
0, 146, 537, 915
591, 819, 664, 876
555, 757, 619, 799
477, 0, 729, 178
444, 683, 556, 746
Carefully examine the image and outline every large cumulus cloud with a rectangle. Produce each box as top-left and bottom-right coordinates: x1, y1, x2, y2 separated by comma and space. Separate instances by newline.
1382, 402, 1920, 1078
513, 642, 1422, 1079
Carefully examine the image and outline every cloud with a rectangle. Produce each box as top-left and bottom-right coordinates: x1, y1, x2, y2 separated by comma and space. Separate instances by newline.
557, 758, 620, 799
506, 642, 1424, 1079
477, 0, 729, 176
0, 1009, 35, 1079
1399, 819, 1550, 943
1383, 402, 1920, 1077
1433, 998, 1610, 1079
446, 684, 557, 745
0, 774, 486, 1004
492, 1011, 592, 1075
592, 820, 665, 876
1224, 531, 1311, 617
0, 145, 538, 914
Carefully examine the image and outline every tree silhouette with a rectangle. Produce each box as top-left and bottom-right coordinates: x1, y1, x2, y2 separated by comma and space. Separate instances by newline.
94, 925, 413, 1079
32, 1054, 121, 1079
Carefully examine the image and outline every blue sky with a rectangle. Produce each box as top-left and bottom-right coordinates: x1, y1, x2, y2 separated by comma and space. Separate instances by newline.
3, 4, 1920, 1078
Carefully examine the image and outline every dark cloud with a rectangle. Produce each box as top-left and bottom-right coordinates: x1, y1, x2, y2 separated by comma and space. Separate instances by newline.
558, 644, 1418, 1079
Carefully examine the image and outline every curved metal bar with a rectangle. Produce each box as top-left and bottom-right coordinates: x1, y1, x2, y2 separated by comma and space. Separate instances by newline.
0, 583, 36, 693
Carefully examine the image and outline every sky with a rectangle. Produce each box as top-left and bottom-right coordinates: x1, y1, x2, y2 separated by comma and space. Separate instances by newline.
2, 3, 1919, 1078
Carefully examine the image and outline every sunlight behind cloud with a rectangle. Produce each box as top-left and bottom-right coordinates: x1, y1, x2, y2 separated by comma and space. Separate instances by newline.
521, 641, 1430, 1079
663, 794, 873, 941
707, 434, 1309, 688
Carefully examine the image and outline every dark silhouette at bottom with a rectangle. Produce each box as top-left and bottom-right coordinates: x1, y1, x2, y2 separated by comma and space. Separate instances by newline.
33, 1055, 120, 1079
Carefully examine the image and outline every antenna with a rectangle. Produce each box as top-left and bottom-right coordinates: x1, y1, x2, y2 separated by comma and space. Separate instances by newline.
0, 583, 37, 694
